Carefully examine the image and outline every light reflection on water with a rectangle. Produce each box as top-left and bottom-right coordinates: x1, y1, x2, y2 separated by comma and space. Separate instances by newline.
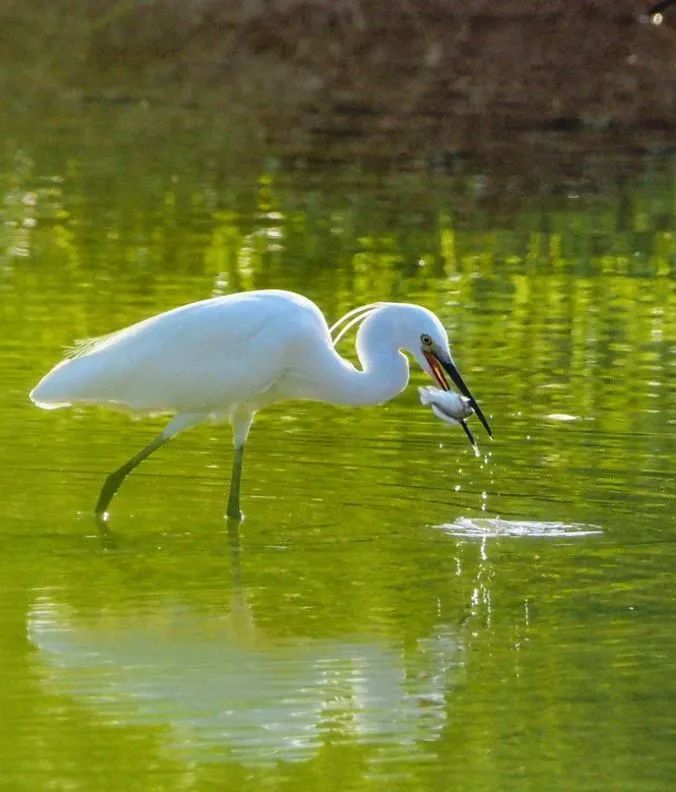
1, 117, 675, 789
438, 517, 603, 539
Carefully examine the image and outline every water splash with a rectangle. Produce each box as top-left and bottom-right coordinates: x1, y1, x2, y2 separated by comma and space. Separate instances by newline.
436, 517, 603, 539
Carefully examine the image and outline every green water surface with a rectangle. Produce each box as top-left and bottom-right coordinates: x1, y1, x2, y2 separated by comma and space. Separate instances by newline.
0, 109, 675, 791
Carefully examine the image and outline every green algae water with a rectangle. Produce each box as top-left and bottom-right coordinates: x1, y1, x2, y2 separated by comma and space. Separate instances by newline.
0, 107, 675, 791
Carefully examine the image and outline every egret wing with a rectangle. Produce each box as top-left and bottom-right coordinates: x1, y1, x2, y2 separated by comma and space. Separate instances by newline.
31, 291, 326, 414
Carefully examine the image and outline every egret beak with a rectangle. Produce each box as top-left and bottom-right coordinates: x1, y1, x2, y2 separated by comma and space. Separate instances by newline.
424, 351, 493, 439
460, 419, 480, 456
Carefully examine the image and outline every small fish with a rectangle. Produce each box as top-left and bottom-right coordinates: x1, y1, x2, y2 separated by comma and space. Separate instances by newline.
418, 386, 479, 456
419, 386, 473, 422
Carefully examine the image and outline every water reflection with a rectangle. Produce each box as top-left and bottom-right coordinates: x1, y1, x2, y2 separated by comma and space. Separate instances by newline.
27, 527, 463, 766
2, 113, 675, 789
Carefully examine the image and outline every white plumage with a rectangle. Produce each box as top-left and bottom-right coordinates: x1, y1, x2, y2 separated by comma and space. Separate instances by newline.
31, 289, 491, 519
32, 291, 325, 414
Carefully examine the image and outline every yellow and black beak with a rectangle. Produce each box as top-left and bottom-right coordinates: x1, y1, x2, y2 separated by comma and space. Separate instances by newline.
423, 350, 493, 439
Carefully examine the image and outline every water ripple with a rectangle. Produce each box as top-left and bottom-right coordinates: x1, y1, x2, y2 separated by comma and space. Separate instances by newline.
436, 517, 603, 539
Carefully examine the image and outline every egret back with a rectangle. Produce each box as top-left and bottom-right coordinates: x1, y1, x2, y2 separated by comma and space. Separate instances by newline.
30, 291, 330, 415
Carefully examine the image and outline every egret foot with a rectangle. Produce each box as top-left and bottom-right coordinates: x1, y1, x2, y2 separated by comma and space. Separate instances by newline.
95, 513, 118, 550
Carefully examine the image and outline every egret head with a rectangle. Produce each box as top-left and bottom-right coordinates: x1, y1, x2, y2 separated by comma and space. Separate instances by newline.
349, 302, 492, 438
402, 305, 493, 439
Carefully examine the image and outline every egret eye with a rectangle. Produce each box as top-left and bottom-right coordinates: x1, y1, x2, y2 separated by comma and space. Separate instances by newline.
421, 334, 433, 347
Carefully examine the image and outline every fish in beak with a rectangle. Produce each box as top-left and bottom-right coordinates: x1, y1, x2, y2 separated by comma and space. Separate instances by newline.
423, 349, 493, 439
419, 385, 480, 456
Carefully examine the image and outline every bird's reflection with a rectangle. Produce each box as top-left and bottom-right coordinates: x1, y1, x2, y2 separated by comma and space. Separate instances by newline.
27, 521, 463, 766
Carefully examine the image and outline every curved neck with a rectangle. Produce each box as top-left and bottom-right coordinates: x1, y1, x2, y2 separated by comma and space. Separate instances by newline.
309, 307, 411, 406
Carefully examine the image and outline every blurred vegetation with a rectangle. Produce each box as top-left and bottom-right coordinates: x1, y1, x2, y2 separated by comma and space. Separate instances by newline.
1, 130, 674, 465
2, 1, 676, 162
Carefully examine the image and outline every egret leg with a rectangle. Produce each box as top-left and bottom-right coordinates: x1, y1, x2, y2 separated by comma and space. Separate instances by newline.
226, 445, 245, 521
94, 413, 202, 519
95, 433, 170, 518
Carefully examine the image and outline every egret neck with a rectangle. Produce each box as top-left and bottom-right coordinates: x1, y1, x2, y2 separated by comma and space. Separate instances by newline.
302, 305, 411, 407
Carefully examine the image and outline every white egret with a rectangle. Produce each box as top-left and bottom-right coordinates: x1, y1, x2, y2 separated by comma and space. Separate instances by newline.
30, 289, 492, 520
